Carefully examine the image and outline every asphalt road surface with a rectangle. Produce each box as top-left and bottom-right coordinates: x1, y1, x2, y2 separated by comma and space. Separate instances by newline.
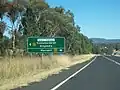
12, 56, 120, 90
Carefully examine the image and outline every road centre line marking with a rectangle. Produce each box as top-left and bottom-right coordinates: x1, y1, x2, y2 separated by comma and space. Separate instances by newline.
50, 56, 97, 90
102, 56, 120, 66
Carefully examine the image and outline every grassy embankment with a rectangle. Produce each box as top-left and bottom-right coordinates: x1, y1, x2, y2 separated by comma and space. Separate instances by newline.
0, 54, 95, 90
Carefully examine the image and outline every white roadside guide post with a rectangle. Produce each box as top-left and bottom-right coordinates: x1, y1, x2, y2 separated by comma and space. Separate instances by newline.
29, 43, 32, 58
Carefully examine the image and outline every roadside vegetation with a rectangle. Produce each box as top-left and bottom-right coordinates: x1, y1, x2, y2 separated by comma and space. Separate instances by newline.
0, 0, 93, 55
0, 54, 95, 90
93, 43, 120, 55
0, 0, 95, 90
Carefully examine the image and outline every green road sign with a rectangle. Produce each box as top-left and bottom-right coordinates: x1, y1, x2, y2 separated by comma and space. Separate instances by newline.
8, 0, 13, 2
27, 37, 65, 53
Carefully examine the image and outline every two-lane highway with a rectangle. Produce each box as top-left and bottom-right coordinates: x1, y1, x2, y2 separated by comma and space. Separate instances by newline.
55, 56, 120, 90
13, 56, 120, 90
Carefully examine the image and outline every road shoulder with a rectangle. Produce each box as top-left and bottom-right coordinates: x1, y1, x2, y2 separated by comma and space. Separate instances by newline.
12, 56, 96, 90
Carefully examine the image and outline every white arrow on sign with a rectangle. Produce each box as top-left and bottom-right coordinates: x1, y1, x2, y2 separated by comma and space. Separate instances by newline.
29, 43, 32, 46
59, 49, 62, 51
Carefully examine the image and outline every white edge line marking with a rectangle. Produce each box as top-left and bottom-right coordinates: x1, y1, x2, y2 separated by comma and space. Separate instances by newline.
50, 56, 97, 90
102, 56, 120, 66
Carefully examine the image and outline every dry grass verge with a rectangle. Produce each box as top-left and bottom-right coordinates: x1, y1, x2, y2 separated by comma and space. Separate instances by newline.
0, 54, 95, 90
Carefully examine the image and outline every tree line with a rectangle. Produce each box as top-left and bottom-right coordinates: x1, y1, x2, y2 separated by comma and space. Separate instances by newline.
0, 0, 93, 56
93, 43, 120, 55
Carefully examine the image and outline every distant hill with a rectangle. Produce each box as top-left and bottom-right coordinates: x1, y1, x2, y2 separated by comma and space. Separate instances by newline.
90, 38, 120, 44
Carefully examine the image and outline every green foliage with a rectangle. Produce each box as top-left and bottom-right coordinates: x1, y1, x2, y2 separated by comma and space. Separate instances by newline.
0, 0, 93, 56
0, 22, 6, 40
93, 43, 120, 55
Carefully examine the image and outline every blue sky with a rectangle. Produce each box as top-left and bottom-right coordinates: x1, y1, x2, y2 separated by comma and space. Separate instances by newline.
46, 0, 120, 39
2, 14, 21, 38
